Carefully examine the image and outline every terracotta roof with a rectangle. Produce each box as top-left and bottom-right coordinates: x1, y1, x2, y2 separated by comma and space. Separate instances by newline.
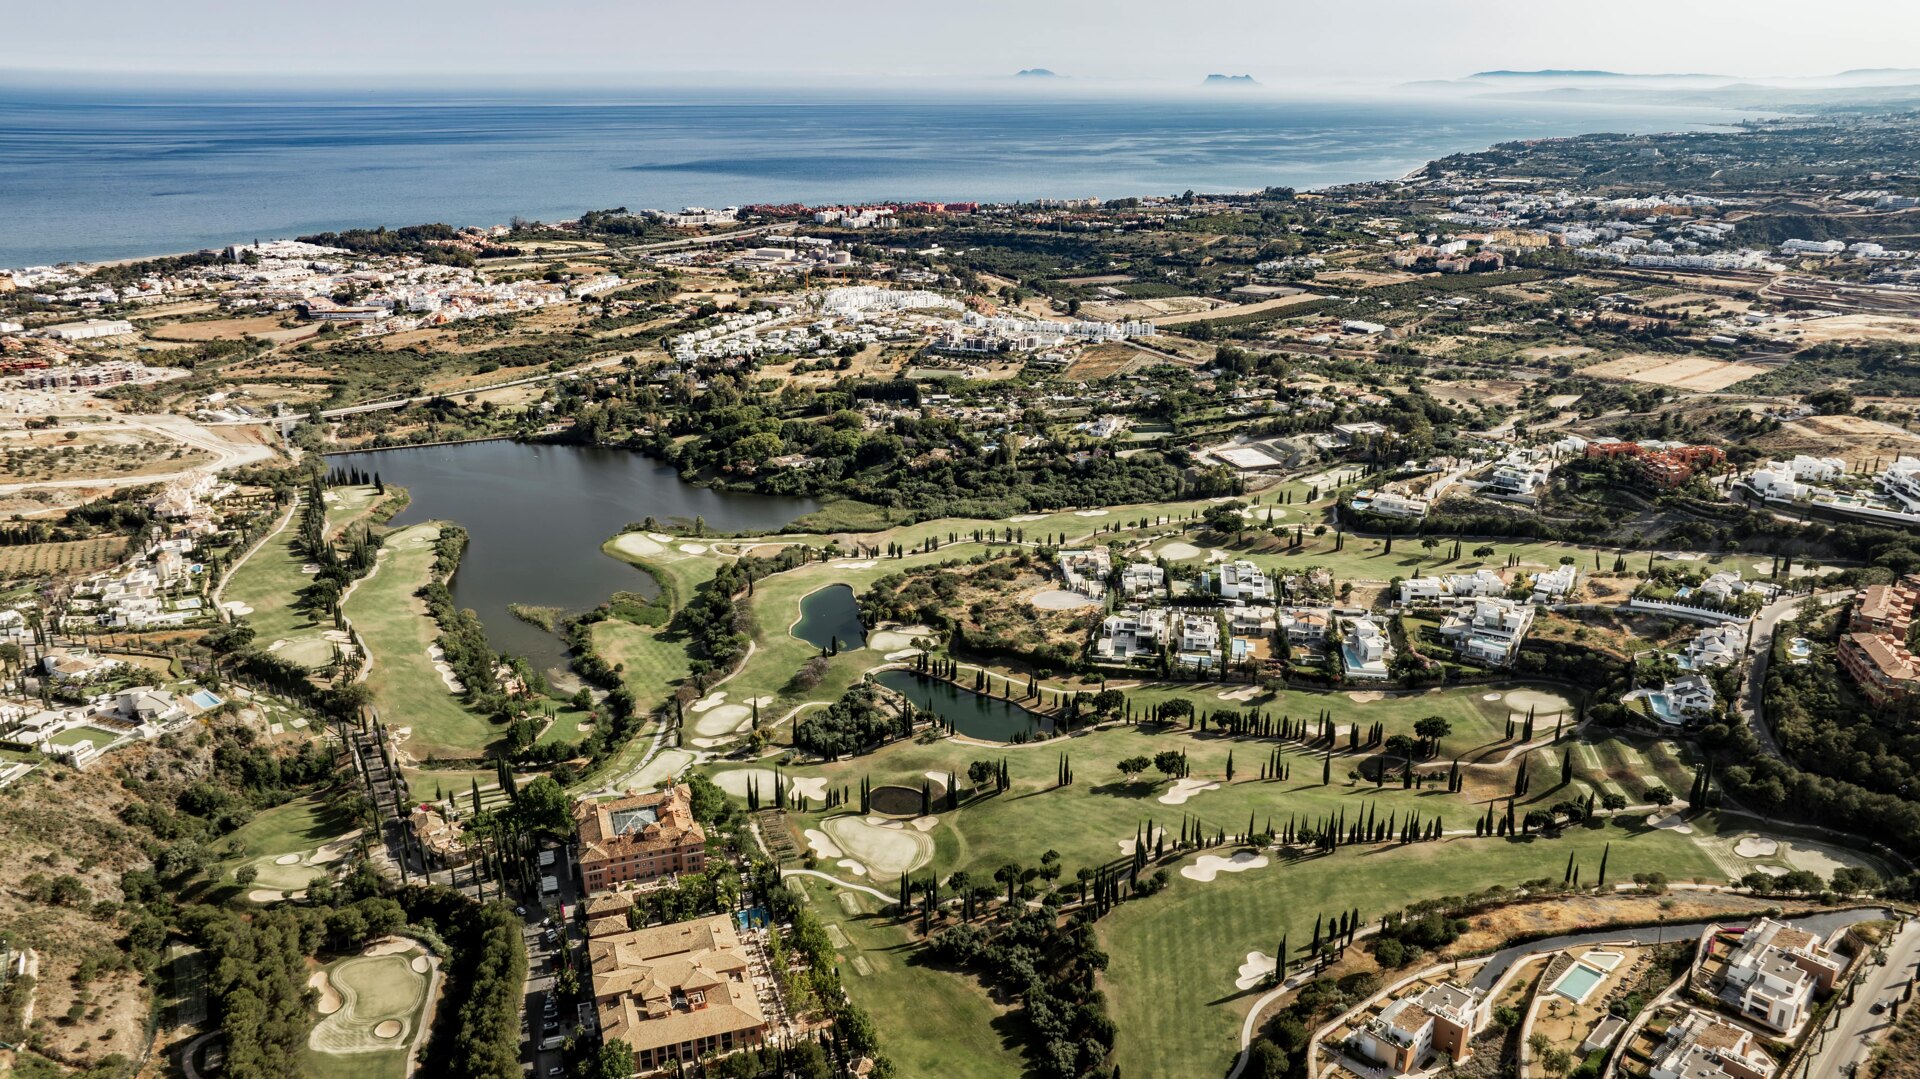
575, 784, 706, 866
589, 916, 767, 1053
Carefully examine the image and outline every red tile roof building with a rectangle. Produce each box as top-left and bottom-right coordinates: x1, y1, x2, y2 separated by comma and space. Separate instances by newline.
575, 785, 708, 896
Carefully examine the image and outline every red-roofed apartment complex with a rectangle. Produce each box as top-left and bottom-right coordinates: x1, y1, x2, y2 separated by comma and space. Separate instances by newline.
1584, 441, 1726, 489
1838, 575, 1920, 706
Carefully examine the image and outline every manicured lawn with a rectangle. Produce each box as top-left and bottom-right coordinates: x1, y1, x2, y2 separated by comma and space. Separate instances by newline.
713, 684, 1617, 888
1095, 818, 1723, 1078
220, 796, 353, 863
403, 768, 507, 806
220, 497, 326, 654
221, 485, 398, 669
344, 522, 499, 758
590, 619, 693, 715
793, 877, 1026, 1079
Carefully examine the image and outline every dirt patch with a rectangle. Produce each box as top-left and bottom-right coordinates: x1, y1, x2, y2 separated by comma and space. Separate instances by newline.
1449, 892, 1818, 957
1031, 589, 1099, 611
1579, 353, 1764, 392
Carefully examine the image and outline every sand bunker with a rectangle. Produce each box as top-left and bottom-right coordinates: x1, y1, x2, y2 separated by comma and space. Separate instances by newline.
222, 601, 254, 616
804, 829, 845, 860
249, 888, 288, 903
1217, 686, 1260, 702
691, 691, 727, 712
1074, 509, 1110, 517
647, 532, 674, 543
822, 814, 933, 877
1734, 837, 1779, 859
1650, 813, 1694, 834
621, 748, 695, 793
679, 543, 709, 554
836, 559, 876, 569
1346, 691, 1386, 703
868, 626, 933, 652
275, 853, 302, 866
610, 533, 664, 558
922, 771, 951, 796
836, 858, 868, 877
713, 768, 829, 804
309, 970, 344, 1015
1158, 542, 1203, 560
1482, 692, 1503, 702
1158, 778, 1221, 806
1031, 589, 1098, 610
1118, 826, 1168, 854
694, 704, 752, 737
908, 816, 939, 832
1182, 851, 1269, 882
374, 1020, 403, 1040
1235, 951, 1278, 991
1009, 513, 1049, 523
409, 955, 430, 974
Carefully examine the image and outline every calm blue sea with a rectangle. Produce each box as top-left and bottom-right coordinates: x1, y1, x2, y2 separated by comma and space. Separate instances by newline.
0, 87, 1748, 267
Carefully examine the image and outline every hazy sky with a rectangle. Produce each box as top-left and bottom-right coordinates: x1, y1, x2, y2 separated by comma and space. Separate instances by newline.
8, 0, 1920, 87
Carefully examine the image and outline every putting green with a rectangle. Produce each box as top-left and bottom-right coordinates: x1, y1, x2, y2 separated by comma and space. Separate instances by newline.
308, 951, 430, 1056
821, 814, 932, 878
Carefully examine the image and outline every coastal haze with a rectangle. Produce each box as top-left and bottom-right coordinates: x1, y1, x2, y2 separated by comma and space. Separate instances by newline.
0, 88, 1748, 266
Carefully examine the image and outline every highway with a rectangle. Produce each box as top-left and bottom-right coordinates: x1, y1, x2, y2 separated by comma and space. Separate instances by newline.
1809, 918, 1920, 1079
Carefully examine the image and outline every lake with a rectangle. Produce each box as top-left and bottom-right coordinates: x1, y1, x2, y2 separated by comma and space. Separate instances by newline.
874, 668, 1055, 743
0, 85, 1752, 265
790, 584, 867, 653
326, 440, 819, 672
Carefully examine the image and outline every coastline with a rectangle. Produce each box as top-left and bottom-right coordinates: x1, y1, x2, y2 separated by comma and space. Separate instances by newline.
1, 90, 1761, 268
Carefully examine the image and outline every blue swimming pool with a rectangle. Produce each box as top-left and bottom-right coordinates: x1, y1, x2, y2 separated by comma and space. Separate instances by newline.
736, 906, 771, 931
1552, 963, 1606, 1004
189, 690, 223, 710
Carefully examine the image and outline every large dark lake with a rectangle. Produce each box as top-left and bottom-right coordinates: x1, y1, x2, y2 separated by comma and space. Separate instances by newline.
327, 440, 819, 672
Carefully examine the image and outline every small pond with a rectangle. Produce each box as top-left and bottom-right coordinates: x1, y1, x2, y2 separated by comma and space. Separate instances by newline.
791, 584, 866, 651
874, 668, 1055, 743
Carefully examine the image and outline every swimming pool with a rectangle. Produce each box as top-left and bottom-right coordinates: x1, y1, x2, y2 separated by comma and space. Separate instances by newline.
1551, 963, 1607, 1004
189, 690, 223, 710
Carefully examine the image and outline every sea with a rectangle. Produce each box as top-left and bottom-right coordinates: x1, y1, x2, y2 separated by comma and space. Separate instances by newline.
0, 85, 1753, 267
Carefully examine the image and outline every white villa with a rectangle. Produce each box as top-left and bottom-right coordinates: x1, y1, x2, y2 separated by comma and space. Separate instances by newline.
1647, 1010, 1777, 1079
1681, 623, 1747, 670
1096, 608, 1167, 662
1121, 563, 1165, 597
1400, 569, 1506, 606
1178, 613, 1221, 668
1340, 613, 1393, 680
1624, 674, 1717, 727
1350, 983, 1485, 1074
1439, 597, 1533, 667
1529, 564, 1579, 602
1214, 560, 1273, 602
1718, 919, 1844, 1034
1057, 547, 1113, 598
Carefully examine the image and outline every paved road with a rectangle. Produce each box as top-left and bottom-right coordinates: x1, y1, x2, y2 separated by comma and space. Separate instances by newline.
1811, 918, 1920, 1079
1738, 589, 1851, 757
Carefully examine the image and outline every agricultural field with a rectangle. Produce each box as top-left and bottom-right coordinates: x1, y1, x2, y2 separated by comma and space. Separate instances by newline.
0, 535, 127, 579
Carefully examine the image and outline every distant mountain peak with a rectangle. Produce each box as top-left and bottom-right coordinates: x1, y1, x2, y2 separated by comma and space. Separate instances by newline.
1015, 68, 1060, 78
1203, 73, 1259, 87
